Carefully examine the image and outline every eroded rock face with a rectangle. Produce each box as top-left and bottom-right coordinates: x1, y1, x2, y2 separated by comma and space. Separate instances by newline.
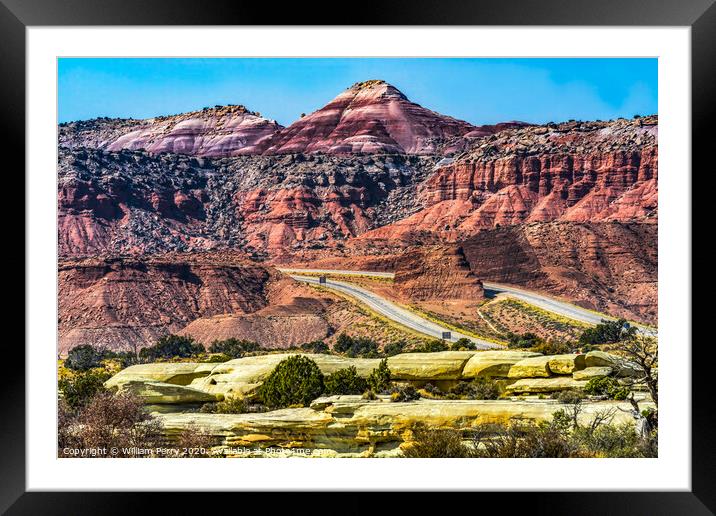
508, 354, 586, 378
58, 116, 657, 276
256, 80, 476, 155
57, 253, 337, 354
392, 245, 484, 301
386, 351, 477, 380
116, 381, 222, 404
58, 118, 147, 150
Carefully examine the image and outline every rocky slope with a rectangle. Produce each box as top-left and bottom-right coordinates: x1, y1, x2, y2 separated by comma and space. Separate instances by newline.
58, 147, 438, 257
57, 252, 357, 354
58, 117, 146, 149
58, 252, 272, 354
60, 105, 283, 157
58, 116, 657, 259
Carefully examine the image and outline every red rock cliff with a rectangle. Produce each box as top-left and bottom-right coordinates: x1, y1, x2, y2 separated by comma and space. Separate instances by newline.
361, 117, 657, 241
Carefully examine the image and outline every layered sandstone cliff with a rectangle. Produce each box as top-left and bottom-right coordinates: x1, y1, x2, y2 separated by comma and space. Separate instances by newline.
361, 116, 657, 241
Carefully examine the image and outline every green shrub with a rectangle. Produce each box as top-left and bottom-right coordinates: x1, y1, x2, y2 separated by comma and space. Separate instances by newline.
507, 332, 542, 349
416, 339, 449, 352
471, 420, 584, 458
367, 359, 391, 393
532, 340, 574, 355
383, 340, 407, 356
201, 397, 248, 414
450, 377, 500, 400
579, 319, 636, 345
59, 369, 111, 409
334, 333, 380, 357
324, 366, 368, 395
403, 418, 657, 458
451, 338, 477, 351
584, 376, 630, 400
257, 355, 324, 409
208, 338, 260, 358
300, 340, 329, 354
139, 335, 204, 361
574, 423, 652, 458
65, 344, 105, 371
389, 384, 420, 402
201, 353, 231, 363
114, 351, 139, 368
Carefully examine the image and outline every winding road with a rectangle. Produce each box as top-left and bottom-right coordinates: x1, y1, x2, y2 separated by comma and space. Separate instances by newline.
278, 268, 656, 339
287, 274, 501, 349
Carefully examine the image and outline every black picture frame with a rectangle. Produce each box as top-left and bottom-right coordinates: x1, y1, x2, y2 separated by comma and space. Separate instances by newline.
4, 0, 712, 513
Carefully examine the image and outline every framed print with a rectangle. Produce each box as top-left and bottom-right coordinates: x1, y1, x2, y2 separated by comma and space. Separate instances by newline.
5, 0, 714, 513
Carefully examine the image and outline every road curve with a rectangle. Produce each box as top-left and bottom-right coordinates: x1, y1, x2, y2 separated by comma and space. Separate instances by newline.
279, 268, 656, 336
482, 282, 656, 336
290, 275, 501, 350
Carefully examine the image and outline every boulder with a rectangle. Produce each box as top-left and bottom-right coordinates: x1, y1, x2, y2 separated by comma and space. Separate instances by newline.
506, 377, 588, 394
387, 351, 477, 380
507, 356, 553, 378
461, 350, 542, 378
104, 362, 210, 390
547, 354, 586, 375
116, 380, 222, 404
584, 351, 641, 377
573, 366, 613, 380
584, 351, 618, 368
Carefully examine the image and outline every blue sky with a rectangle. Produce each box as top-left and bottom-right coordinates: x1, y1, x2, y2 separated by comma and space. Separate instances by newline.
58, 58, 657, 126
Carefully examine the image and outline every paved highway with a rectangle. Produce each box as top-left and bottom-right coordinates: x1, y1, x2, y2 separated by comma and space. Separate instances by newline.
278, 268, 395, 279
289, 275, 501, 349
280, 268, 656, 336
482, 282, 657, 336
